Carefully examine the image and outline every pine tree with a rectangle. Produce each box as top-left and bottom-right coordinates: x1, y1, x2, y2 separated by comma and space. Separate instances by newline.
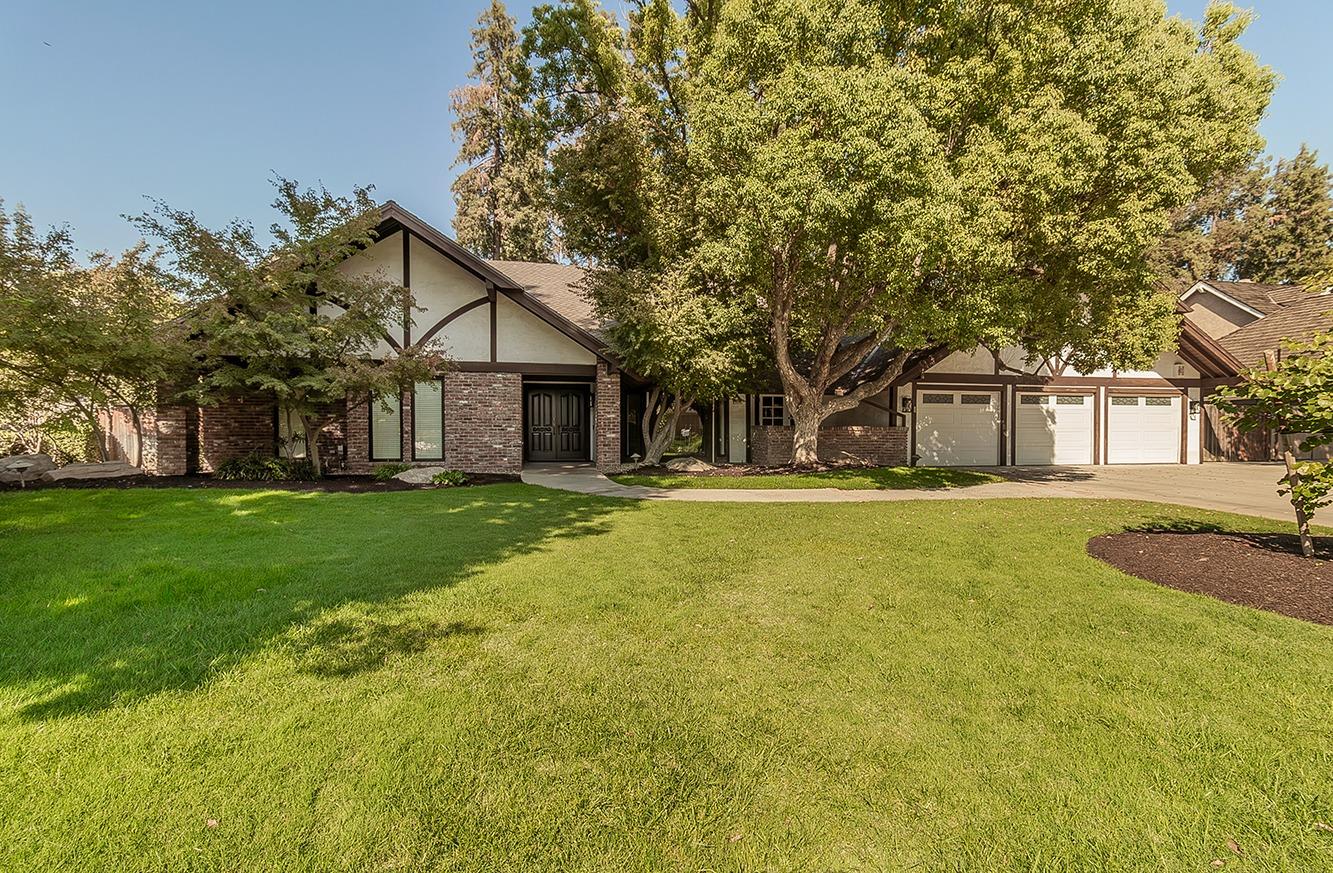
1236, 145, 1333, 283
450, 0, 554, 261
1154, 160, 1266, 281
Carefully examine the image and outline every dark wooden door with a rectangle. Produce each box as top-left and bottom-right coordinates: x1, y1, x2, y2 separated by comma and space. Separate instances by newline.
527, 388, 588, 461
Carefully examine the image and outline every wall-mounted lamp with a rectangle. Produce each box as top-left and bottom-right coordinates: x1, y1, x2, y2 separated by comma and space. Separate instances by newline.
901, 396, 914, 414
1188, 399, 1202, 419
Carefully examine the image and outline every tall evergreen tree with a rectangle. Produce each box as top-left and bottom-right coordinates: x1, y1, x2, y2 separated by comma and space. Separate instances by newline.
1236, 145, 1333, 283
1154, 160, 1266, 282
450, 0, 554, 260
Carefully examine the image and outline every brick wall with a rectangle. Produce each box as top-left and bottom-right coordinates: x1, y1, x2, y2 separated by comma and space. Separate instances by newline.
101, 404, 189, 475
595, 363, 621, 469
749, 425, 908, 467
443, 371, 523, 473
196, 394, 276, 472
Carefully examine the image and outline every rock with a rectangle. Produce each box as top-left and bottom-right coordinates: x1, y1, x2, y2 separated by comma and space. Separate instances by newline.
40, 462, 144, 482
392, 465, 448, 484
664, 456, 715, 472
0, 453, 56, 483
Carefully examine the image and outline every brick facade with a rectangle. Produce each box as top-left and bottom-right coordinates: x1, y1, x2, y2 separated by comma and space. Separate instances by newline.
749, 425, 909, 467
595, 363, 621, 469
195, 394, 277, 473
442, 371, 523, 473
101, 403, 189, 476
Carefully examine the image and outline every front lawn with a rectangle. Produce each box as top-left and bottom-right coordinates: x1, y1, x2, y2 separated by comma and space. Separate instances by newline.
2, 486, 1331, 870
611, 464, 1003, 490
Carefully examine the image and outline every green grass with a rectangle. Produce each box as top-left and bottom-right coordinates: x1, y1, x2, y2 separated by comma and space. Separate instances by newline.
1, 485, 1331, 871
611, 464, 1004, 489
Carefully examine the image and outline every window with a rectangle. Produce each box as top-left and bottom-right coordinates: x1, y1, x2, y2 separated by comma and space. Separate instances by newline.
1020, 394, 1044, 405
370, 394, 402, 461
1145, 396, 1173, 407
759, 394, 786, 426
413, 381, 444, 460
276, 407, 307, 458
960, 394, 992, 405
921, 393, 954, 405
1111, 396, 1139, 406
1056, 395, 1086, 406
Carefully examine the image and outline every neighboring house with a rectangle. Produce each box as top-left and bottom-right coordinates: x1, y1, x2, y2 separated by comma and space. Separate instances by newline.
110, 207, 1330, 475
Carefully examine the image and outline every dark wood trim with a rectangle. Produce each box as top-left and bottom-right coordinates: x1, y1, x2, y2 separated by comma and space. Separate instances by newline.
920, 372, 1202, 389
1008, 387, 1017, 466
488, 287, 497, 362
401, 230, 412, 348
453, 361, 599, 376
377, 202, 523, 291
1104, 386, 1186, 395
997, 386, 1007, 466
909, 384, 917, 466
1180, 390, 1189, 464
415, 296, 489, 348
497, 287, 609, 360
1093, 388, 1101, 465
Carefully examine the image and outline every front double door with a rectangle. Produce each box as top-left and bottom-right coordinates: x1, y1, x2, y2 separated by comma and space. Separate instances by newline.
526, 387, 589, 461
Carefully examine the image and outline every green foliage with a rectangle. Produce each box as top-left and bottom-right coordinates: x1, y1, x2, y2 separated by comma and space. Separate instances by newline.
0, 202, 186, 464
1215, 329, 1333, 527
451, 0, 555, 259
523, 0, 1273, 461
1237, 146, 1333, 284
373, 462, 412, 481
429, 469, 469, 487
134, 179, 444, 476
213, 452, 317, 482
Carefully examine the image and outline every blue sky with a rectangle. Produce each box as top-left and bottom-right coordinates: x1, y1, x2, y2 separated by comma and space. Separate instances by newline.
2, 1, 1330, 257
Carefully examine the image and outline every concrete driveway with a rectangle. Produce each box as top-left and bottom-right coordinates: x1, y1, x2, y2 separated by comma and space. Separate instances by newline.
521, 462, 1295, 522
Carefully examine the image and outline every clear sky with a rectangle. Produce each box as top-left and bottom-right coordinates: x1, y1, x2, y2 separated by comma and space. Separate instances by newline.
2, 1, 1330, 257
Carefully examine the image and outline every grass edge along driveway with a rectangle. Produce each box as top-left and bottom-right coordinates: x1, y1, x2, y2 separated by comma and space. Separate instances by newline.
610, 464, 1004, 490
1, 484, 1330, 871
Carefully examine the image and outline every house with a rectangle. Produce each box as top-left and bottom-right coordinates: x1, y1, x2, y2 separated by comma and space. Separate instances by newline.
110, 206, 1330, 475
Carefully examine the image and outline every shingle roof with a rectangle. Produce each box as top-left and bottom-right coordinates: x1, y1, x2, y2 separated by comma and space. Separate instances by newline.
1220, 291, 1333, 366
1197, 280, 1303, 315
486, 260, 602, 339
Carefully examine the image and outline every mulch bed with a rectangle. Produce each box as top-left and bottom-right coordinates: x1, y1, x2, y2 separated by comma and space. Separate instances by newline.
0, 473, 519, 493
1088, 531, 1333, 626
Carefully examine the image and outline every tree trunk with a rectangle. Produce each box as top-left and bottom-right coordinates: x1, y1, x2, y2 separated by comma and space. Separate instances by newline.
789, 399, 823, 467
76, 401, 108, 462
1279, 435, 1315, 558
128, 406, 145, 469
299, 412, 323, 478
641, 392, 690, 466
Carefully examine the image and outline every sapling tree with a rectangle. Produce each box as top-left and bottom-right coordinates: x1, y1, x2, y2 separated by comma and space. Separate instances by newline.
135, 180, 443, 476
1215, 331, 1333, 558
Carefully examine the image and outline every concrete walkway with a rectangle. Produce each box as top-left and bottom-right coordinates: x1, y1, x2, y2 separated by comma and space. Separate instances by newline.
520, 462, 1295, 522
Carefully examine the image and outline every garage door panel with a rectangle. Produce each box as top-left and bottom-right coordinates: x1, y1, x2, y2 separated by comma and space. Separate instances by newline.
916, 390, 999, 466
1015, 393, 1093, 465
1107, 395, 1180, 464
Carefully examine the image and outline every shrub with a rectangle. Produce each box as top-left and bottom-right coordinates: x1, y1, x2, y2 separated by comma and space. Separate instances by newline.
214, 452, 317, 482
429, 469, 469, 487
373, 462, 412, 481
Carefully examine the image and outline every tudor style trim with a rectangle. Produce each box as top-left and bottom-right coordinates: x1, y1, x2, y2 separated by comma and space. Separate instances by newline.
415, 296, 490, 348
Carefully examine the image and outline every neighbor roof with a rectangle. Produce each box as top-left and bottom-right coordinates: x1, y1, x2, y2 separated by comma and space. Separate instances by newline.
1220, 291, 1333, 366
1187, 280, 1303, 316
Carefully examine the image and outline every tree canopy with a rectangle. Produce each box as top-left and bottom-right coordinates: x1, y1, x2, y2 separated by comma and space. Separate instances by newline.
134, 180, 442, 476
520, 0, 1273, 463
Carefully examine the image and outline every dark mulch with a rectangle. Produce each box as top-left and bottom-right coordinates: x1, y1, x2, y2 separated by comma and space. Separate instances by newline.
0, 473, 519, 493
1088, 531, 1333, 626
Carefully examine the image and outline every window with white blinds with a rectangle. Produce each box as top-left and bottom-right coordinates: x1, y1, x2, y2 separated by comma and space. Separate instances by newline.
413, 381, 444, 460
370, 394, 402, 461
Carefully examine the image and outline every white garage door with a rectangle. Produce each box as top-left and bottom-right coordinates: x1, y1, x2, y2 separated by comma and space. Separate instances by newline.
1107, 394, 1181, 464
916, 390, 999, 466
1015, 393, 1094, 465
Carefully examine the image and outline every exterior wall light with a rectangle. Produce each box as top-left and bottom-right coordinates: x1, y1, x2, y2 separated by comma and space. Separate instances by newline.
1189, 399, 1202, 419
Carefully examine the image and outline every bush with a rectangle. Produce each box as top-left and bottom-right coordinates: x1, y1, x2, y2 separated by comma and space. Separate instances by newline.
214, 452, 316, 482
429, 469, 469, 487
373, 462, 412, 481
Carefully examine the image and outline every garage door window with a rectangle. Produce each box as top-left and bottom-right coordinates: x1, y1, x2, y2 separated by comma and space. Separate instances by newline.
1020, 395, 1043, 405
961, 394, 992, 405
1056, 395, 1086, 405
1145, 396, 1172, 407
1111, 396, 1138, 406
922, 393, 954, 404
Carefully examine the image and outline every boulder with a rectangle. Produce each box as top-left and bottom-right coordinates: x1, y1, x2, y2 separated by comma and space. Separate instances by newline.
0, 453, 57, 484
664, 456, 715, 473
392, 465, 448, 484
40, 462, 144, 482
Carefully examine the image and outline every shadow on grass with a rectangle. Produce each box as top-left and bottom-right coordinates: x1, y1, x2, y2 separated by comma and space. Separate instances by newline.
992, 466, 1098, 484
0, 484, 631, 720
1118, 518, 1328, 558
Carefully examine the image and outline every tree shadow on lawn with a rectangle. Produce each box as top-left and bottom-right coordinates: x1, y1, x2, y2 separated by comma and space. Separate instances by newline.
0, 485, 631, 721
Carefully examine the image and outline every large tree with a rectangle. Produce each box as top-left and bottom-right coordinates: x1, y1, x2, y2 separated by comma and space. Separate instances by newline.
524, 0, 1272, 465
1236, 145, 1333, 284
135, 181, 442, 477
451, 0, 556, 260
1153, 159, 1267, 282
0, 203, 186, 465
